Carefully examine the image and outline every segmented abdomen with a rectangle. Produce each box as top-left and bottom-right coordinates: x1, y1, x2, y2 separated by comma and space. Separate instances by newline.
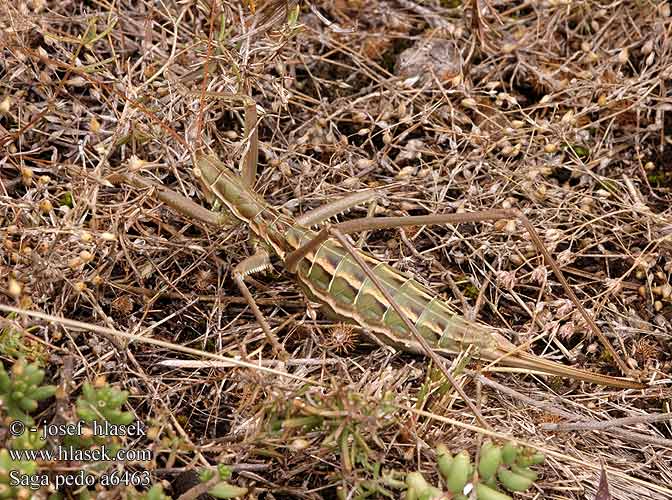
285, 227, 497, 354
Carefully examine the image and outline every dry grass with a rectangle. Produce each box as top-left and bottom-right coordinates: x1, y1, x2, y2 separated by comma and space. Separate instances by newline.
1, 0, 672, 498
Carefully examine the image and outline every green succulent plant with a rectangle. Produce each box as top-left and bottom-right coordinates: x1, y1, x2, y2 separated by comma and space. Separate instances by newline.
76, 380, 134, 425
63, 379, 134, 458
0, 358, 56, 425
405, 441, 545, 500
199, 466, 249, 499
0, 448, 39, 500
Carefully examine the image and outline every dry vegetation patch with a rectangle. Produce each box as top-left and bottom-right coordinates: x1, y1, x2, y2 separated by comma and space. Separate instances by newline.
1, 0, 672, 498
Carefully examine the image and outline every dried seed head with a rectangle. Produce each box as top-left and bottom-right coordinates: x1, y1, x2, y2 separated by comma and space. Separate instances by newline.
501, 144, 514, 156
560, 110, 575, 125
79, 230, 93, 242
290, 439, 310, 451
74, 281, 87, 293
396, 166, 416, 179
194, 269, 215, 291
68, 257, 83, 269
21, 167, 33, 186
128, 155, 146, 170
654, 300, 663, 312
0, 96, 10, 114
509, 144, 521, 156
112, 295, 134, 315
101, 232, 117, 241
278, 161, 291, 176
533, 184, 547, 200
545, 228, 562, 241
558, 321, 575, 339
555, 299, 574, 317
352, 111, 368, 123
146, 427, 161, 441
38, 199, 53, 214
19, 295, 33, 309
496, 270, 516, 290
531, 266, 547, 285
79, 250, 93, 262
89, 116, 101, 133
494, 219, 508, 232
356, 158, 375, 169
661, 283, 672, 300
544, 143, 558, 153
8, 278, 22, 298
617, 48, 629, 64
645, 52, 655, 66
509, 253, 523, 266
461, 97, 478, 109
342, 177, 359, 188
325, 323, 357, 353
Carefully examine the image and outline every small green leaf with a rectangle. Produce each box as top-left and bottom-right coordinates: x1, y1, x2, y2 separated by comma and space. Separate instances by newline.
208, 482, 249, 499
59, 192, 74, 208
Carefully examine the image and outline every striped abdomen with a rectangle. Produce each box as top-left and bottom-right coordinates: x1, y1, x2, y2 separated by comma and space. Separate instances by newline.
285, 226, 498, 355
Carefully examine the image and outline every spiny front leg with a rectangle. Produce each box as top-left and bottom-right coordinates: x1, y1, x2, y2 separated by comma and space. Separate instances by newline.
122, 171, 288, 360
